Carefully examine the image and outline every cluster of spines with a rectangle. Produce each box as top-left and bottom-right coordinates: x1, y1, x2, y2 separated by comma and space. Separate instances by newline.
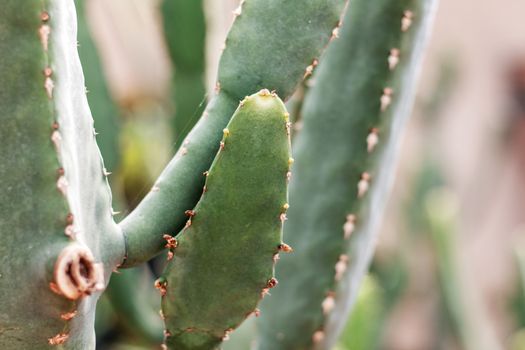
309, 8, 417, 345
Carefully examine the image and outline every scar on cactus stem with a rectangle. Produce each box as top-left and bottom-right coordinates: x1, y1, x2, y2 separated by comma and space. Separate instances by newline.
53, 244, 104, 300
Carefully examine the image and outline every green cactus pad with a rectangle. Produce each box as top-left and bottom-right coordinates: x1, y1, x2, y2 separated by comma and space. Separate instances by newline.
258, 0, 437, 349
160, 90, 291, 350
120, 0, 348, 267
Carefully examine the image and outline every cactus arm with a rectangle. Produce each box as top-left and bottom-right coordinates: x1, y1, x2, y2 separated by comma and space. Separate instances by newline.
257, 1, 438, 349
161, 0, 207, 148
160, 90, 291, 350
0, 1, 124, 348
119, 0, 348, 267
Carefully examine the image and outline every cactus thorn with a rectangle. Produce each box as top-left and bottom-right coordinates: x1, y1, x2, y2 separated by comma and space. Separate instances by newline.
233, 4, 242, 17
40, 11, 50, 22
64, 225, 76, 238
331, 26, 340, 40
388, 48, 400, 70
223, 328, 234, 341
380, 87, 393, 111
154, 278, 167, 296
151, 185, 160, 192
203, 171, 209, 177
253, 308, 261, 317
277, 243, 293, 253
159, 309, 165, 320
167, 251, 174, 261
215, 82, 221, 93
60, 310, 78, 321
322, 292, 336, 315
56, 176, 68, 196
312, 330, 325, 343
273, 253, 280, 263
111, 208, 121, 216
223, 128, 230, 137
181, 147, 188, 156
44, 67, 53, 77
163, 329, 172, 338
39, 24, 50, 51
288, 157, 295, 166
51, 130, 61, 151
357, 172, 371, 198
161, 345, 168, 350
280, 213, 287, 223
220, 141, 225, 150
367, 128, 379, 152
343, 214, 356, 239
283, 203, 290, 210
286, 171, 292, 182
66, 213, 74, 225
44, 77, 54, 99
48, 333, 69, 346
163, 234, 178, 250
401, 10, 414, 32
267, 277, 279, 289
102, 168, 112, 176
334, 254, 349, 281
258, 89, 272, 97
184, 210, 195, 218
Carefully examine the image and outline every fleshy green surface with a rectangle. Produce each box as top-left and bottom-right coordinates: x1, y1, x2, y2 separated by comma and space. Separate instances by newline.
120, 0, 348, 267
161, 91, 291, 350
161, 0, 207, 148
0, 1, 75, 348
105, 267, 163, 343
0, 1, 124, 348
258, 1, 437, 349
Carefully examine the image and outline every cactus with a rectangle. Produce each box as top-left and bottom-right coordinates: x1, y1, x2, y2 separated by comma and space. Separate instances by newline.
161, 0, 207, 149
258, 0, 437, 348
119, 0, 347, 267
160, 90, 291, 349
0, 0, 441, 349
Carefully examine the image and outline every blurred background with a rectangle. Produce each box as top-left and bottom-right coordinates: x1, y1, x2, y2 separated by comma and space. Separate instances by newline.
78, 0, 525, 349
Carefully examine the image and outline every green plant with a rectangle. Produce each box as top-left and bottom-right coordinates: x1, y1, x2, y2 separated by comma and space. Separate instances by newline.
0, 0, 437, 349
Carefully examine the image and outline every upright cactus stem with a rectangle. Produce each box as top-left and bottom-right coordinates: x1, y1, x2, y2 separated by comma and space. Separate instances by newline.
1, 1, 124, 348
161, 0, 207, 148
160, 90, 292, 350
120, 0, 348, 267
258, 0, 438, 349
